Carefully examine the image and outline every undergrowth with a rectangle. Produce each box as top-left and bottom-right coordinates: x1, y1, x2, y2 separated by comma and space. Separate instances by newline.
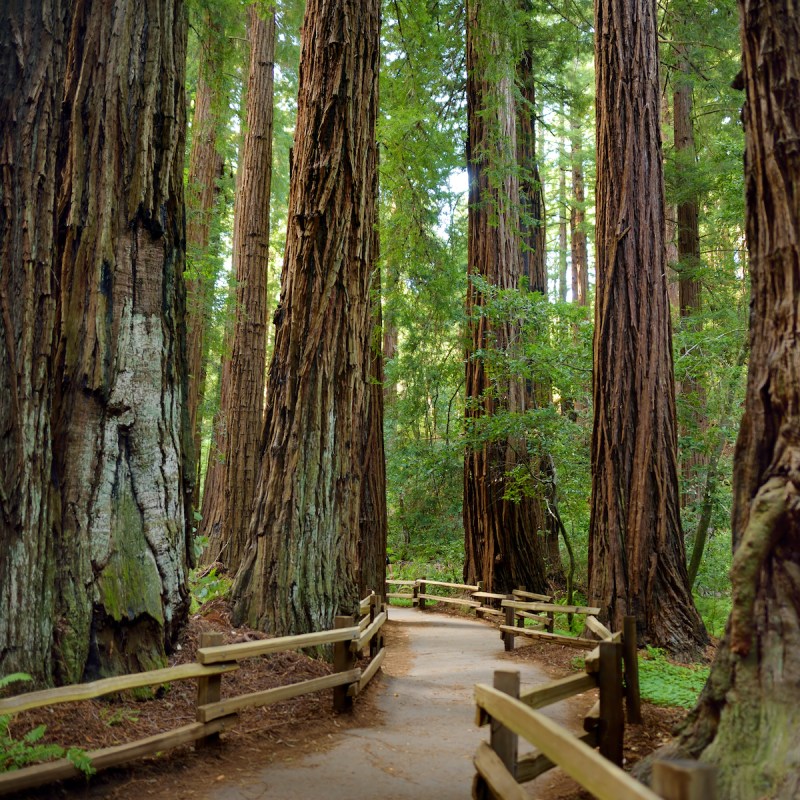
637, 646, 710, 708
0, 673, 94, 776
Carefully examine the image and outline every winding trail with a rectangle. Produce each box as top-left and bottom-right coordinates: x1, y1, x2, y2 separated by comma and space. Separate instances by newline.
203, 607, 590, 800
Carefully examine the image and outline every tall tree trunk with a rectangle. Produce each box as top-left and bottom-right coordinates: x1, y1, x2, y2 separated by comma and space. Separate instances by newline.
673, 51, 705, 506
569, 115, 589, 308
52, 0, 191, 681
661, 90, 681, 308
558, 107, 568, 303
590, 0, 707, 656
0, 0, 67, 684
675, 2, 800, 795
382, 259, 399, 403
232, 0, 381, 635
463, 0, 547, 595
185, 24, 225, 511
517, 42, 563, 587
201, 4, 275, 575
359, 186, 388, 597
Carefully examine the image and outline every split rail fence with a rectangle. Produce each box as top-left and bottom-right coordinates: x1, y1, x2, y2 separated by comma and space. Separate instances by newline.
0, 593, 387, 797
472, 617, 715, 800
386, 577, 620, 652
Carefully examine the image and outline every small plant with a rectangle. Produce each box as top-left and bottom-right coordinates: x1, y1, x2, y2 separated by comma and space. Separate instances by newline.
100, 706, 140, 727
189, 566, 232, 613
638, 646, 710, 709
0, 673, 95, 777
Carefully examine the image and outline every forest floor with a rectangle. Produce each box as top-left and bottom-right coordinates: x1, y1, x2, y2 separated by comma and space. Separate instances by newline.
8, 603, 683, 800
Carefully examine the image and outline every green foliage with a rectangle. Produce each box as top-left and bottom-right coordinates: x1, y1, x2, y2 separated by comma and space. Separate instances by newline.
0, 674, 94, 777
189, 567, 232, 613
99, 707, 140, 727
638, 646, 710, 709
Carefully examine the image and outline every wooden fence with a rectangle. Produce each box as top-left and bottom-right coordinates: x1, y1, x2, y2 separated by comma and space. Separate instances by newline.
386, 578, 627, 656
0, 593, 388, 796
472, 618, 715, 800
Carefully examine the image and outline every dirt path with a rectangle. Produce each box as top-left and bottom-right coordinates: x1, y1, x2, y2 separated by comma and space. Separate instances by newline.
198, 607, 592, 800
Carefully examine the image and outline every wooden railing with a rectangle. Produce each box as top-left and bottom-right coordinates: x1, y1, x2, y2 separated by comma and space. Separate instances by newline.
472, 620, 715, 800
386, 578, 625, 657
0, 593, 388, 796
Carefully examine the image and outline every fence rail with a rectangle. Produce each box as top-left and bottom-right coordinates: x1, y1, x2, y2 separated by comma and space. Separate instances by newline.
0, 592, 388, 797
472, 617, 714, 800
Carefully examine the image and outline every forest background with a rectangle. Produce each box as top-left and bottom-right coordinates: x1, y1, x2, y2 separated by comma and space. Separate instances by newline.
186, 0, 744, 639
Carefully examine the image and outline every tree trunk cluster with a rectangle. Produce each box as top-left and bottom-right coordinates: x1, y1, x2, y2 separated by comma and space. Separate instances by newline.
463, 0, 548, 595
232, 0, 383, 635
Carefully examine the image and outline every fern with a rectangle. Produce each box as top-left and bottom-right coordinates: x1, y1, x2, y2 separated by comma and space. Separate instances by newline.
0, 673, 95, 777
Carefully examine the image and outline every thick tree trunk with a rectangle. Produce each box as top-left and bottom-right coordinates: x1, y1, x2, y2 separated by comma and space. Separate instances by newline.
201, 4, 275, 575
463, 0, 547, 595
185, 24, 225, 511
232, 0, 381, 635
52, 0, 191, 681
674, 2, 800, 795
589, 0, 707, 656
0, 0, 67, 684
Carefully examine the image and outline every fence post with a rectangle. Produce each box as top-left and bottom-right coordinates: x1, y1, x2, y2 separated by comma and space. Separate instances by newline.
371, 594, 384, 658
333, 615, 356, 712
412, 579, 419, 608
652, 760, 716, 800
598, 639, 624, 766
622, 615, 642, 724
196, 630, 224, 748
418, 576, 427, 611
546, 610, 555, 633
503, 594, 515, 651
474, 670, 520, 800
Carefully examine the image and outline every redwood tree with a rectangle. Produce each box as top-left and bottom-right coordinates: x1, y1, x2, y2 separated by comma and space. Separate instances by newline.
52, 0, 191, 681
0, 0, 67, 683
589, 0, 707, 655
185, 19, 225, 509
674, 1, 800, 794
463, 0, 547, 595
232, 0, 382, 634
201, 3, 275, 575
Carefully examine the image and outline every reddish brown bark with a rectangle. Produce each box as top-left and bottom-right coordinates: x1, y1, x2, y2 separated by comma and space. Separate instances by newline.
673, 53, 706, 506
675, 2, 800, 794
201, 4, 275, 575
589, 0, 707, 655
232, 0, 382, 634
0, 0, 67, 683
185, 26, 225, 510
359, 195, 388, 598
463, 0, 547, 595
52, 0, 191, 681
517, 45, 563, 587
569, 117, 589, 308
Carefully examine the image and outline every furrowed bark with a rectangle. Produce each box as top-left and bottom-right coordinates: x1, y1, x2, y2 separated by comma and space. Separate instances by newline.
232, 0, 381, 635
52, 0, 191, 681
0, 0, 68, 684
675, 2, 800, 795
589, 0, 707, 656
201, 3, 275, 575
